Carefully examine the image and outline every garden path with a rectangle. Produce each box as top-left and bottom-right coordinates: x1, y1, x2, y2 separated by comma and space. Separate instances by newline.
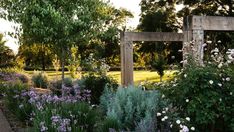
0, 109, 12, 132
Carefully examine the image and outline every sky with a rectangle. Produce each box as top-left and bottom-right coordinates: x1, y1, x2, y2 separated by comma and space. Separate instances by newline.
0, 0, 141, 53
109, 0, 141, 28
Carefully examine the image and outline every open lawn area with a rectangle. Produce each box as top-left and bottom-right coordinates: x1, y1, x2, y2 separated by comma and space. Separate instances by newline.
25, 70, 177, 84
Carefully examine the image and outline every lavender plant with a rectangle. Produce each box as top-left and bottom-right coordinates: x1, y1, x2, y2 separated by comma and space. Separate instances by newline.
102, 85, 163, 131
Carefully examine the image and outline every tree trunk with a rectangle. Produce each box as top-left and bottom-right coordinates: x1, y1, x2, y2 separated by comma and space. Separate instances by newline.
160, 76, 162, 82
61, 48, 65, 85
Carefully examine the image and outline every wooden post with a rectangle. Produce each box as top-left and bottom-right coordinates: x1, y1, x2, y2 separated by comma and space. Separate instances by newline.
192, 29, 204, 65
183, 16, 204, 65
120, 32, 133, 86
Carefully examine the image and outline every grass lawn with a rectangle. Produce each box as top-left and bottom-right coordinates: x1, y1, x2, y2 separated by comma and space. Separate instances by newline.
25, 70, 176, 84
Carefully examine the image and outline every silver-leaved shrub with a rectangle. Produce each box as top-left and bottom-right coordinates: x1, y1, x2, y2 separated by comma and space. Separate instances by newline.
101, 85, 163, 131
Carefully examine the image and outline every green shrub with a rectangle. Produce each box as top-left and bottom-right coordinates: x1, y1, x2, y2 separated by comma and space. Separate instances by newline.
101, 85, 162, 131
0, 82, 32, 122
163, 63, 234, 131
78, 74, 118, 104
64, 77, 73, 87
99, 117, 120, 132
31, 71, 49, 88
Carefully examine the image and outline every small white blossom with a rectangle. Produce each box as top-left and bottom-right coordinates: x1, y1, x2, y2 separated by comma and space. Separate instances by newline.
164, 116, 168, 120
176, 120, 181, 124
191, 127, 195, 131
218, 63, 223, 68
19, 104, 24, 109
157, 113, 162, 116
209, 80, 214, 85
186, 99, 189, 102
182, 125, 189, 132
162, 111, 166, 114
170, 124, 173, 128
161, 118, 165, 121
162, 94, 165, 98
184, 74, 187, 78
230, 92, 233, 95
185, 117, 190, 121
165, 107, 169, 111
226, 77, 230, 81
219, 98, 222, 102
218, 83, 222, 87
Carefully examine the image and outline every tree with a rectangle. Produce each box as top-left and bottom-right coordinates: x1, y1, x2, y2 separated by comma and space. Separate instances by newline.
0, 33, 15, 68
17, 43, 54, 70
176, 0, 234, 58
138, 0, 182, 65
0, 0, 115, 83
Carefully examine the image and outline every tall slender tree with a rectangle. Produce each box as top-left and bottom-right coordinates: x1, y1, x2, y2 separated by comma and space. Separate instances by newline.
0, 0, 116, 83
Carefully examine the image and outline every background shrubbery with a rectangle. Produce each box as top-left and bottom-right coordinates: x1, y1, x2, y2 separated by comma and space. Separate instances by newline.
78, 74, 118, 104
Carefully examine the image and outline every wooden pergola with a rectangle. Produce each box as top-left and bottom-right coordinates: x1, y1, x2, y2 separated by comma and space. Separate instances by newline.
121, 15, 234, 86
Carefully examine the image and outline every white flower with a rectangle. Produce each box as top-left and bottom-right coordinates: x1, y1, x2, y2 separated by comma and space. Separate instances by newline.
230, 92, 233, 95
185, 117, 190, 121
218, 83, 222, 87
209, 80, 214, 85
218, 63, 223, 68
184, 74, 187, 78
182, 125, 189, 132
164, 116, 168, 120
176, 120, 181, 124
162, 94, 165, 98
157, 113, 162, 116
19, 104, 24, 109
219, 98, 222, 102
170, 124, 173, 128
191, 127, 195, 131
161, 118, 165, 121
217, 40, 221, 43
226, 77, 230, 81
162, 111, 166, 114
165, 107, 169, 111
207, 40, 212, 44
186, 99, 189, 102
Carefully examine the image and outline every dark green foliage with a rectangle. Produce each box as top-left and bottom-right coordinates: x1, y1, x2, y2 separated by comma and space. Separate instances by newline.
0, 34, 16, 68
78, 74, 118, 104
31, 71, 49, 88
0, 82, 32, 122
49, 79, 63, 95
100, 117, 120, 132
163, 64, 234, 131
151, 55, 167, 82
64, 77, 73, 87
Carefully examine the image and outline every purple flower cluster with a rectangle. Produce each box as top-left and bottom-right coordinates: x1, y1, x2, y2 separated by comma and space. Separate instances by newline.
0, 72, 28, 83
23, 86, 91, 111
51, 116, 71, 132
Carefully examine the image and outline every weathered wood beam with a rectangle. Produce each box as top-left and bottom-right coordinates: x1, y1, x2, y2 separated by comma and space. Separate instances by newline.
191, 15, 234, 31
120, 32, 134, 86
124, 32, 184, 42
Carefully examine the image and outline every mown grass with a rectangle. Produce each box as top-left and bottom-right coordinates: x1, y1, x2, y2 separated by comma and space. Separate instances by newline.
25, 70, 176, 84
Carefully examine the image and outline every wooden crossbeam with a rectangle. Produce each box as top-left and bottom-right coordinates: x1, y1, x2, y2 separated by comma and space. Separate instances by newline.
124, 32, 184, 42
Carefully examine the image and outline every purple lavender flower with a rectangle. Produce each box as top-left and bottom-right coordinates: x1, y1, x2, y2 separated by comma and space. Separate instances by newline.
40, 121, 48, 132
